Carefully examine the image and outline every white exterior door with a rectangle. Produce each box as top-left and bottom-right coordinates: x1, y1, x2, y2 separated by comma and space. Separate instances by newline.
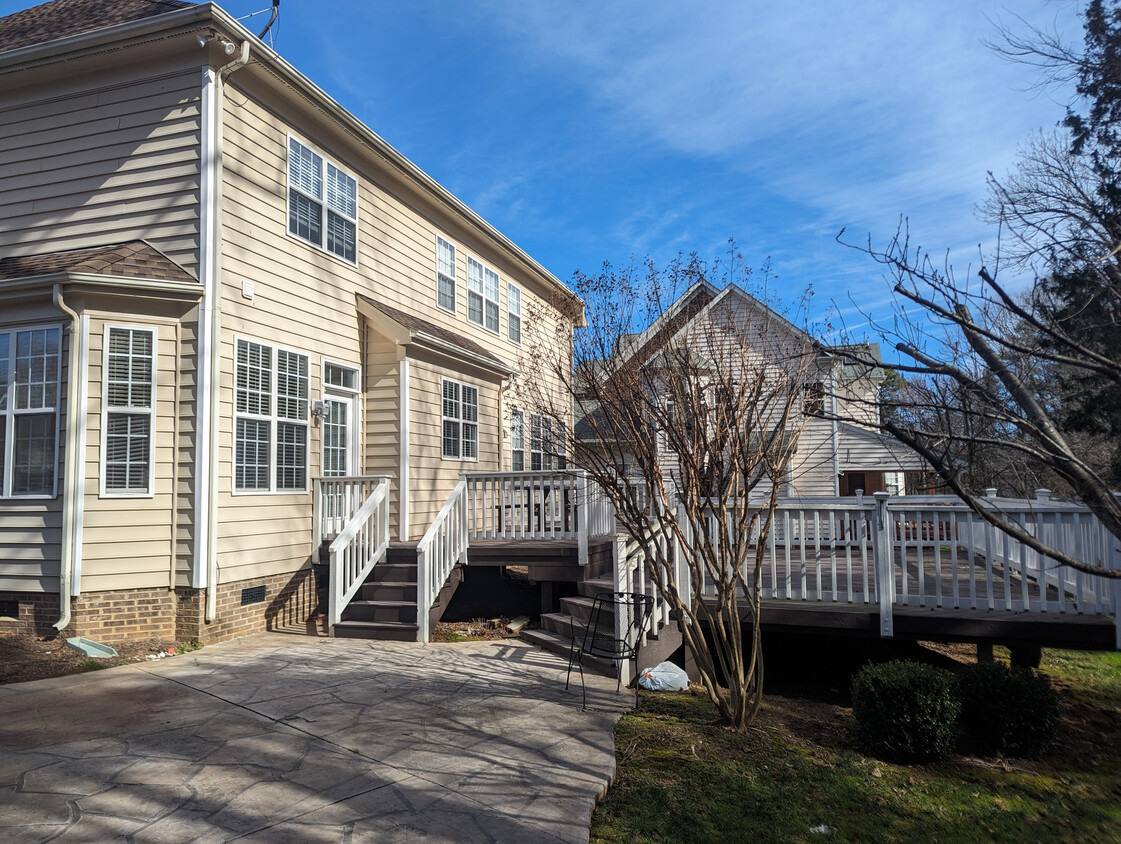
321, 391, 359, 535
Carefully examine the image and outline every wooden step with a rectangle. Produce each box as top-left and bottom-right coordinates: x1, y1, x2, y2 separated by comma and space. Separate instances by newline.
359, 580, 416, 602
343, 599, 417, 624
520, 627, 620, 678
333, 619, 419, 641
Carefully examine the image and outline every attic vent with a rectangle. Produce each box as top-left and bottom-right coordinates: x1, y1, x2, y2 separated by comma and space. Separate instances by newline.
0, 599, 18, 618
240, 586, 266, 606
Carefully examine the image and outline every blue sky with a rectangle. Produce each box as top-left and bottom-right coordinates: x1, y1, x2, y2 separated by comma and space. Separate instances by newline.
5, 0, 1088, 333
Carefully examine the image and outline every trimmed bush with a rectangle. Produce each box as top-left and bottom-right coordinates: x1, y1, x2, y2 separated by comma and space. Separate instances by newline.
957, 661, 1059, 757
851, 660, 960, 762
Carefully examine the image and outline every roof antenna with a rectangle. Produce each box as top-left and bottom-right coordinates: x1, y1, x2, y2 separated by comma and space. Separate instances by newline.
258, 0, 280, 42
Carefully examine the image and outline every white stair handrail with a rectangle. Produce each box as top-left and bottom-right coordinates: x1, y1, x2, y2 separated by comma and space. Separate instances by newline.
416, 477, 469, 643
327, 477, 391, 633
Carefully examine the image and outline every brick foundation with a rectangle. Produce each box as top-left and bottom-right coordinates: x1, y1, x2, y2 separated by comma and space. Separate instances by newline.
70, 586, 177, 642
0, 591, 62, 637
176, 565, 318, 645
1, 566, 317, 645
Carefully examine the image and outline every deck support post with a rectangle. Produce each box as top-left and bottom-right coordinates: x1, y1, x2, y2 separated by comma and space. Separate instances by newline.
873, 492, 894, 638
577, 470, 590, 566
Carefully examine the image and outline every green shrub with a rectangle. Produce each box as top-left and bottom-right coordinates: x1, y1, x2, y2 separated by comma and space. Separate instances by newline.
851, 660, 960, 762
957, 661, 1059, 757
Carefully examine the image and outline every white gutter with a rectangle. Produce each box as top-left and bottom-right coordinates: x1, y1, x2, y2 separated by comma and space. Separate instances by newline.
198, 39, 252, 624
51, 285, 83, 632
0, 273, 202, 298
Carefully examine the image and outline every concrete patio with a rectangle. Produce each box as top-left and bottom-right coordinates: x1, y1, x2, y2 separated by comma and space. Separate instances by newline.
0, 634, 631, 842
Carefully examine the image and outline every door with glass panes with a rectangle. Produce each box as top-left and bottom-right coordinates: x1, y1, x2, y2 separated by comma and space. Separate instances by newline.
322, 362, 359, 533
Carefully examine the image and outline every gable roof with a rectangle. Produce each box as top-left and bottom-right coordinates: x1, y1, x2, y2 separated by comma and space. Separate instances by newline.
0, 0, 191, 52
0, 240, 198, 284
356, 294, 514, 378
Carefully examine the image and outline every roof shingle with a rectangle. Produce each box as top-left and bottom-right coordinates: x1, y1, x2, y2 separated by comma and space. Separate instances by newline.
0, 240, 197, 283
358, 293, 508, 371
0, 0, 191, 53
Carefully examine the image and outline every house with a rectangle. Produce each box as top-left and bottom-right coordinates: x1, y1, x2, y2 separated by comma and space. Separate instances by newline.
0, 0, 583, 644
576, 280, 922, 497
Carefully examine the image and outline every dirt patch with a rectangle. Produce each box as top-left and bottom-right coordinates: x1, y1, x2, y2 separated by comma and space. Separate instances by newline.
0, 632, 186, 685
430, 617, 524, 642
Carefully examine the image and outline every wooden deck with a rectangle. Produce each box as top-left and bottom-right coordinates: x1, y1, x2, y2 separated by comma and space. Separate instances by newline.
690, 544, 1118, 650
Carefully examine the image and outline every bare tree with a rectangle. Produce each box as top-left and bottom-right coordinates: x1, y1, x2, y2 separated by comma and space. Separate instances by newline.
837, 225, 1121, 579
522, 251, 825, 730
833, 2, 1121, 579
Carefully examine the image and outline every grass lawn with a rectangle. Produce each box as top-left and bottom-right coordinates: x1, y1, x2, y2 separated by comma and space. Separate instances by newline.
590, 647, 1121, 843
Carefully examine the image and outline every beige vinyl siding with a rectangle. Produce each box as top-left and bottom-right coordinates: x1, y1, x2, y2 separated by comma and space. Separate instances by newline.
789, 416, 838, 496
362, 331, 401, 532
174, 312, 199, 588
0, 301, 68, 592
408, 355, 501, 537
80, 317, 179, 593
214, 82, 574, 552
0, 70, 202, 274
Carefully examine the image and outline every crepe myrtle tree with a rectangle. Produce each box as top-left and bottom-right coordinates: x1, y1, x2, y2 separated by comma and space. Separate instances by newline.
519, 249, 826, 730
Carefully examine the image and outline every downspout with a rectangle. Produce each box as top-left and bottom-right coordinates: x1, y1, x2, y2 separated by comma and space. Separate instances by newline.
52, 284, 81, 632
202, 39, 251, 623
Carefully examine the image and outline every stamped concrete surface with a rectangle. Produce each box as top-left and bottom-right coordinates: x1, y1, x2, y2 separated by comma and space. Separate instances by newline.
0, 634, 630, 842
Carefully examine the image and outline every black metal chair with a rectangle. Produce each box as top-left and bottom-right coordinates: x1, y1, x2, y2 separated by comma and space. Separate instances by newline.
566, 591, 655, 709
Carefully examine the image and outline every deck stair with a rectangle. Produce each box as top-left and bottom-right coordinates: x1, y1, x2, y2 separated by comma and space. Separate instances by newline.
328, 543, 462, 641
523, 575, 679, 677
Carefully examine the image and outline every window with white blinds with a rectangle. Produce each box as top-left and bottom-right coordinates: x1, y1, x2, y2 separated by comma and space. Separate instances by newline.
235, 338, 309, 492
102, 326, 156, 495
441, 378, 478, 460
0, 325, 61, 497
287, 136, 357, 263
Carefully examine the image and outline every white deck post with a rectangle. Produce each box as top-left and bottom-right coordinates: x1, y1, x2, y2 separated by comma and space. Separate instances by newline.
416, 546, 430, 644
873, 492, 893, 638
577, 470, 590, 565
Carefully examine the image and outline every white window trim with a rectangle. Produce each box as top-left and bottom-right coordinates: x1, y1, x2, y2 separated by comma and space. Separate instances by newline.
441, 377, 479, 462
0, 322, 63, 499
436, 235, 457, 314
232, 335, 311, 495
285, 133, 359, 267
99, 324, 157, 498
507, 282, 522, 345
466, 255, 501, 334
320, 358, 361, 478
510, 408, 525, 471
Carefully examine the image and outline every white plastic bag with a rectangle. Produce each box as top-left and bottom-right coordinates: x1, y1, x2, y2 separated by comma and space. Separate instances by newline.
637, 661, 689, 691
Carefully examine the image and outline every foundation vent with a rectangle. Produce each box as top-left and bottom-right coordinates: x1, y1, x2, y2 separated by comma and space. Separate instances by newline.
240, 586, 266, 606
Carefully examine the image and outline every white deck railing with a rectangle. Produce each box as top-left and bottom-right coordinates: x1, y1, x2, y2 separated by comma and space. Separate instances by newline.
416, 478, 469, 643
326, 477, 391, 632
462, 470, 616, 564
314, 475, 389, 546
617, 491, 1120, 647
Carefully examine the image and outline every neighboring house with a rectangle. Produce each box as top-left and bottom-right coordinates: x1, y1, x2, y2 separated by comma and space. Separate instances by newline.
577, 280, 922, 496
0, 0, 582, 643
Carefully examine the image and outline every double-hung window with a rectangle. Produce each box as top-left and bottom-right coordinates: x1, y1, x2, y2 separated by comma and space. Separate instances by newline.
510, 409, 524, 471
467, 257, 500, 332
529, 413, 565, 471
507, 283, 521, 343
234, 338, 309, 492
288, 137, 358, 263
0, 326, 61, 497
441, 378, 478, 460
102, 326, 156, 495
437, 236, 457, 312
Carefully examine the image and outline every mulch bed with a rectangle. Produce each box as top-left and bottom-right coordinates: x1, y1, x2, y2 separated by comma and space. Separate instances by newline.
0, 632, 180, 685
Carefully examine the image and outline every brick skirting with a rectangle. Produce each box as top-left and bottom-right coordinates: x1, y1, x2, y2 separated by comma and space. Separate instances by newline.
0, 565, 317, 645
